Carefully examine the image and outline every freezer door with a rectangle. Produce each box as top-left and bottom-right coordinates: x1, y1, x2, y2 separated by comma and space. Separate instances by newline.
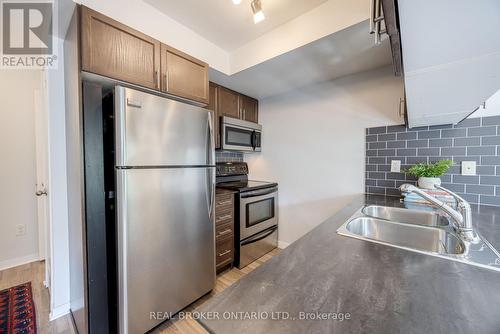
115, 86, 214, 167
116, 167, 215, 334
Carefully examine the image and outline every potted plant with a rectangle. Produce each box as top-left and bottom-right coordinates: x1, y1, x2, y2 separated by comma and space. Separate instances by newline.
404, 160, 454, 189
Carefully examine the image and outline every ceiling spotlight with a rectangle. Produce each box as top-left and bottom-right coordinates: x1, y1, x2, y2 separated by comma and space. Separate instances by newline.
251, 0, 265, 24
232, 0, 242, 4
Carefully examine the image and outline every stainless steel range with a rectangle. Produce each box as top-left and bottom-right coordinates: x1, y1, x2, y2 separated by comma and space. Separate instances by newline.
216, 162, 278, 268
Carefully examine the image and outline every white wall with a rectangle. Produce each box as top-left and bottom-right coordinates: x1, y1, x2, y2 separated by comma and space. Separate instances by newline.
230, 0, 368, 74
0, 70, 42, 270
76, 0, 229, 74
246, 66, 404, 245
46, 38, 71, 320
470, 89, 500, 118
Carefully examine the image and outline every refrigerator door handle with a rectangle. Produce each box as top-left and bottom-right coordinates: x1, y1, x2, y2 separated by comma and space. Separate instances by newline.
207, 168, 215, 220
207, 112, 215, 219
207, 111, 215, 166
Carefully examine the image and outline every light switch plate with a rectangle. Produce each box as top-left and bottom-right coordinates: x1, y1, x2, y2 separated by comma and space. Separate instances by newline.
462, 161, 476, 176
391, 160, 401, 173
16, 224, 26, 236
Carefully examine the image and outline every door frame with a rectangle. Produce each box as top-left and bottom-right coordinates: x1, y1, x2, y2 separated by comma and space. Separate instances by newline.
35, 71, 51, 287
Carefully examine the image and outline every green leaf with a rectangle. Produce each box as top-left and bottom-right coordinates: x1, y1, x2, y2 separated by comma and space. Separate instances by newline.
403, 160, 454, 177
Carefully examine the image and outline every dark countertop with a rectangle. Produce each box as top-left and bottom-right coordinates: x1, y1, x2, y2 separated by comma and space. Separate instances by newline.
197, 194, 500, 334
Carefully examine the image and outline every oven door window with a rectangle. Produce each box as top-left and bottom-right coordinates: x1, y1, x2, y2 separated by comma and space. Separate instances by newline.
226, 126, 253, 148
246, 198, 275, 228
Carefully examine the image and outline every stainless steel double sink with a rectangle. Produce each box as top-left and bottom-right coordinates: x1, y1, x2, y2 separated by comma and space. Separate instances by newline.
337, 205, 500, 271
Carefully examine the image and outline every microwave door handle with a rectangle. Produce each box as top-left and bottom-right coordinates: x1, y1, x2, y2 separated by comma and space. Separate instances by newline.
251, 131, 257, 150
241, 226, 277, 246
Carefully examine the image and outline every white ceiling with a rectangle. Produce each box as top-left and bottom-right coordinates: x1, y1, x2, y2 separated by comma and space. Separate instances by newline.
143, 0, 328, 51
210, 20, 393, 99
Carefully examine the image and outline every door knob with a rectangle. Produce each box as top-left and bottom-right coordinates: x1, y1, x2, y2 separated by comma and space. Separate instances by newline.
36, 189, 48, 196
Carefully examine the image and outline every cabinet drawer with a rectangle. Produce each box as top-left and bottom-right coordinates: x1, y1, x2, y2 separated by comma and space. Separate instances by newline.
216, 222, 233, 240
215, 208, 233, 226
215, 193, 233, 210
216, 237, 233, 267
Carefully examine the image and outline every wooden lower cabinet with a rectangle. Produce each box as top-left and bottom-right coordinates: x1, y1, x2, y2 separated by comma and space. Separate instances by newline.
215, 189, 235, 273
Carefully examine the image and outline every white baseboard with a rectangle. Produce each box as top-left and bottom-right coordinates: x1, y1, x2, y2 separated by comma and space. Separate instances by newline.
0, 253, 39, 271
50, 302, 70, 321
278, 240, 291, 249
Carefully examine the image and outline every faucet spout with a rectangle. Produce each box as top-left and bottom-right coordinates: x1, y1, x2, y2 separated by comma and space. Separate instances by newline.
399, 184, 479, 243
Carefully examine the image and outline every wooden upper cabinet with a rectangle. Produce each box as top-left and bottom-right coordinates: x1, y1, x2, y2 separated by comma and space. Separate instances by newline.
217, 87, 240, 119
81, 6, 161, 90
161, 44, 209, 104
207, 83, 220, 148
240, 95, 258, 123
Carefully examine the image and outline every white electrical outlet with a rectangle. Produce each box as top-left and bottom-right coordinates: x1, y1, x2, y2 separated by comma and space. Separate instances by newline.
391, 160, 401, 173
462, 161, 476, 176
16, 224, 27, 236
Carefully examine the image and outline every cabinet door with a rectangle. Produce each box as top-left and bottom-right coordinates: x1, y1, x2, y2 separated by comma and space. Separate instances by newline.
161, 45, 209, 104
240, 95, 258, 123
207, 83, 221, 148
217, 87, 240, 119
81, 6, 161, 90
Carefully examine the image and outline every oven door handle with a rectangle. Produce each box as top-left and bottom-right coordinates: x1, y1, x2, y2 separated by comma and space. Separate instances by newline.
241, 187, 278, 198
241, 226, 277, 246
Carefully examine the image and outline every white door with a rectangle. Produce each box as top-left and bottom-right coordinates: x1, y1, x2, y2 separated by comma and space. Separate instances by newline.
34, 75, 50, 286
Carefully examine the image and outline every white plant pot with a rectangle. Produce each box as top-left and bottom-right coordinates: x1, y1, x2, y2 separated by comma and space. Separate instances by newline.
418, 177, 441, 190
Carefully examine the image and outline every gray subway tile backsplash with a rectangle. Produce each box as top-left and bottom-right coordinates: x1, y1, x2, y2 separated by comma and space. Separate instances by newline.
442, 128, 467, 138
216, 151, 243, 163
365, 117, 500, 206
482, 136, 500, 146
417, 130, 441, 139
456, 118, 481, 128
454, 137, 480, 146
468, 126, 497, 137
378, 133, 396, 141
368, 126, 386, 134
482, 116, 500, 126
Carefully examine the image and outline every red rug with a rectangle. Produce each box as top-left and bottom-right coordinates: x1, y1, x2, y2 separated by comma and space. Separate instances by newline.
0, 282, 36, 334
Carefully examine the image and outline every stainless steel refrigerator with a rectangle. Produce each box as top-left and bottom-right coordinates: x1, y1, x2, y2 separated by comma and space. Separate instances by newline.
114, 86, 216, 333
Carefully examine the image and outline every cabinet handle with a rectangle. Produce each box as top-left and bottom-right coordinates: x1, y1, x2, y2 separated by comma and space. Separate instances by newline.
155, 71, 159, 89
218, 250, 231, 257
216, 214, 232, 221
166, 70, 169, 91
217, 229, 232, 236
398, 98, 406, 117
217, 200, 232, 206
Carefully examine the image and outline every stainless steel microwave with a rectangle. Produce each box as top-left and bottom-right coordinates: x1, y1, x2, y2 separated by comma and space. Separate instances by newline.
221, 116, 262, 152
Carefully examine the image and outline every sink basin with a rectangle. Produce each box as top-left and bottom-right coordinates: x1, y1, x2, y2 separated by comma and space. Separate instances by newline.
342, 217, 465, 255
362, 205, 449, 227
337, 206, 500, 272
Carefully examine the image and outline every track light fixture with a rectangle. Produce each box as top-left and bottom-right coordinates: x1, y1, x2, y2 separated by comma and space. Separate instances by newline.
251, 0, 265, 24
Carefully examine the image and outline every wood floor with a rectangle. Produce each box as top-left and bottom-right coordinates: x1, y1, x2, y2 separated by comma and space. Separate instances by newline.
0, 261, 76, 334
152, 248, 280, 334
0, 249, 280, 334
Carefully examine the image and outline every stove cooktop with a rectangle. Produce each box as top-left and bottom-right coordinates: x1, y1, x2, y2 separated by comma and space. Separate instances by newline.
216, 180, 278, 192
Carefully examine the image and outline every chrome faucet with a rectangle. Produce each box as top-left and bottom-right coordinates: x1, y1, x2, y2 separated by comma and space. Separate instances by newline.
399, 184, 479, 243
